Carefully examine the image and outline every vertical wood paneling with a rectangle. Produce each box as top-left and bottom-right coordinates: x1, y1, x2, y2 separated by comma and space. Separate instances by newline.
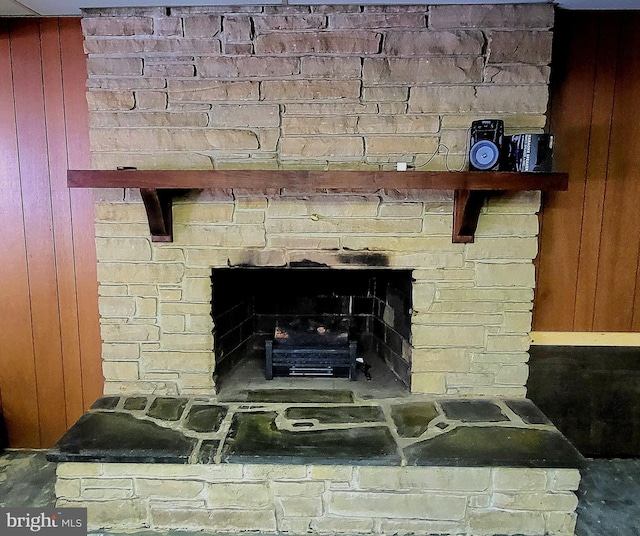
594, 15, 640, 331
535, 11, 640, 333
0, 19, 101, 448
534, 11, 597, 331
0, 20, 42, 447
59, 18, 104, 412
573, 16, 619, 331
10, 19, 68, 447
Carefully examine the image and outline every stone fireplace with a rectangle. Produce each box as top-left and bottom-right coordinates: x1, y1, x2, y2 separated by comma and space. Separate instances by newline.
49, 6, 584, 535
86, 3, 552, 398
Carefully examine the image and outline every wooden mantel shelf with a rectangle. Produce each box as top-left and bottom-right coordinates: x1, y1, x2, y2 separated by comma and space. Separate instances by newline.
67, 169, 568, 243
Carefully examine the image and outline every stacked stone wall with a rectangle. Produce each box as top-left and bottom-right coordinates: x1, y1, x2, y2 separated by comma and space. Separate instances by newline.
84, 4, 554, 396
56, 462, 580, 535
83, 4, 553, 171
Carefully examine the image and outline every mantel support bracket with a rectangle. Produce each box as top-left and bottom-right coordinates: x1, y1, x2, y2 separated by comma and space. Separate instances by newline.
140, 188, 173, 242
452, 189, 487, 243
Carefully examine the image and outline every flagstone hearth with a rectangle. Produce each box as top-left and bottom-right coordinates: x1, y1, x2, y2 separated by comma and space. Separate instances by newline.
49, 391, 583, 535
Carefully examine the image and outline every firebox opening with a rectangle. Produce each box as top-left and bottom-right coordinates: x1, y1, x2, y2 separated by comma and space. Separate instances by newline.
212, 268, 413, 393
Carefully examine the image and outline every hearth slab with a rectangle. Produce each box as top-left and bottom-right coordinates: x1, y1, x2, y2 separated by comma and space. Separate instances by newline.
50, 412, 196, 463
48, 394, 583, 470
221, 411, 401, 465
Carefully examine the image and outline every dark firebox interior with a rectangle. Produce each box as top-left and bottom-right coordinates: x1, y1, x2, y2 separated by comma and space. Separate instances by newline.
212, 268, 413, 387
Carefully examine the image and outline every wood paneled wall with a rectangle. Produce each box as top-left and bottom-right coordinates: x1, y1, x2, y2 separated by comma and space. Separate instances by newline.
534, 10, 640, 332
0, 18, 102, 448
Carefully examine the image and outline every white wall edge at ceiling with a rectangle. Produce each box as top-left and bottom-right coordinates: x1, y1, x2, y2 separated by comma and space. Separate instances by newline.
7, 0, 640, 18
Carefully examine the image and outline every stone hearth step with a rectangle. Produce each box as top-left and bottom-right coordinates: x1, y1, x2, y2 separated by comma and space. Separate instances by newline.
48, 392, 584, 535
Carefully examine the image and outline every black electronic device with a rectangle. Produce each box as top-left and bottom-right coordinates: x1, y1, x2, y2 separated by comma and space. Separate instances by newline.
503, 134, 554, 173
469, 119, 504, 171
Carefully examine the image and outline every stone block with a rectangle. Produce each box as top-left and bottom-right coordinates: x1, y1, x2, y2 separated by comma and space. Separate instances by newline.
495, 364, 529, 385
330, 12, 425, 29
154, 17, 183, 36
357, 467, 490, 492
430, 4, 554, 29
486, 64, 551, 85
365, 135, 438, 156
223, 16, 252, 41
272, 481, 324, 497
328, 491, 467, 521
183, 15, 221, 37
266, 217, 422, 234
174, 224, 266, 248
96, 237, 152, 262
99, 296, 136, 317
198, 57, 299, 79
474, 85, 549, 114
255, 31, 381, 55
301, 57, 361, 79
90, 128, 259, 152
411, 372, 446, 394
262, 80, 361, 101
486, 334, 530, 352
82, 16, 153, 36
173, 203, 234, 225
361, 87, 409, 103
285, 103, 377, 116
413, 325, 485, 348
310, 466, 353, 482
135, 91, 168, 110
103, 343, 140, 360
161, 333, 213, 351
489, 31, 553, 64
408, 86, 477, 114
545, 512, 578, 535
359, 115, 439, 135
282, 116, 357, 136
86, 90, 134, 111
384, 29, 484, 55
103, 361, 139, 381
411, 348, 471, 373
466, 237, 539, 260
378, 203, 423, 217
82, 488, 134, 500
84, 37, 221, 55
311, 517, 374, 533
136, 478, 205, 499
150, 508, 277, 532
207, 482, 271, 508
244, 464, 308, 481
267, 196, 378, 218
209, 104, 280, 128
493, 491, 579, 512
469, 510, 545, 534
254, 14, 326, 31
55, 478, 81, 498
280, 137, 364, 158
82, 498, 147, 529
87, 57, 143, 76
95, 204, 146, 223
476, 263, 535, 288
168, 80, 258, 102
363, 57, 483, 85
277, 496, 323, 517
98, 262, 184, 284
547, 469, 581, 492
141, 351, 212, 372
57, 463, 103, 477
493, 468, 548, 491
476, 214, 539, 237
101, 324, 160, 342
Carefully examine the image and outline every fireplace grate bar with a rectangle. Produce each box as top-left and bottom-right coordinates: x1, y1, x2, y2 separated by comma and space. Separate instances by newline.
289, 366, 334, 376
